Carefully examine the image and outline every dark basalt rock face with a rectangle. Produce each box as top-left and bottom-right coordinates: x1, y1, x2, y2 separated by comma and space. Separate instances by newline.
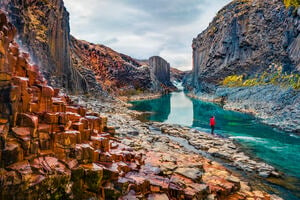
186, 0, 300, 133
0, 0, 88, 93
149, 56, 173, 87
191, 0, 300, 91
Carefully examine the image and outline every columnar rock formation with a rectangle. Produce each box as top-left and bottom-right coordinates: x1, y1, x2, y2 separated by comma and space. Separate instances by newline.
0, 0, 88, 92
191, 0, 300, 90
0, 0, 178, 96
184, 0, 300, 133
0, 11, 137, 199
149, 56, 173, 87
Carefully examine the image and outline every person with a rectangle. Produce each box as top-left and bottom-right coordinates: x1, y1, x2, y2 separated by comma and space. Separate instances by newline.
210, 116, 215, 134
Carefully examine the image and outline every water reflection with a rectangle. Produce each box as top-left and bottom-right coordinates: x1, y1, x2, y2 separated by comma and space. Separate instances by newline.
130, 92, 300, 180
165, 91, 193, 126
130, 94, 171, 121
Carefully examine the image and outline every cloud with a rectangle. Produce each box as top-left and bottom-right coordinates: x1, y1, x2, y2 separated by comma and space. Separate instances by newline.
64, 0, 231, 70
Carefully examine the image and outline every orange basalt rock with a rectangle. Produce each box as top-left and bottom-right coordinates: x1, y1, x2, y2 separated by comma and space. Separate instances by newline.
44, 112, 59, 124
66, 112, 81, 122
16, 113, 38, 129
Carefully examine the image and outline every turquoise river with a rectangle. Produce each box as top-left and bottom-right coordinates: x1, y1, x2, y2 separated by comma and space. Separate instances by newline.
130, 89, 300, 200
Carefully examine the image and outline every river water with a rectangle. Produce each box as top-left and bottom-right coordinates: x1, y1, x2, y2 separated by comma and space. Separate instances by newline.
130, 89, 300, 199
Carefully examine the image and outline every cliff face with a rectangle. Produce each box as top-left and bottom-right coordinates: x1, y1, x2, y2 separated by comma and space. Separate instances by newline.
0, 0, 88, 93
0, 0, 174, 96
191, 0, 300, 90
187, 0, 300, 133
149, 56, 172, 86
70, 37, 160, 95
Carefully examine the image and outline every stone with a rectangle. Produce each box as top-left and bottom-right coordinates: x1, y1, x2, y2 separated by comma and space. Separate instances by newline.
91, 135, 110, 152
66, 106, 79, 114
44, 112, 59, 124
66, 112, 81, 122
72, 122, 84, 132
2, 141, 23, 166
56, 130, 80, 147
174, 167, 202, 182
149, 56, 173, 87
16, 113, 38, 128
75, 144, 95, 163
104, 126, 116, 136
0, 123, 8, 149
82, 163, 103, 192
147, 193, 169, 200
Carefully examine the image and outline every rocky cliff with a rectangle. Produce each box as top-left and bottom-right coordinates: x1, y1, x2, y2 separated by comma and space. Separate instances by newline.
186, 0, 300, 133
191, 0, 300, 90
170, 68, 187, 83
149, 56, 173, 87
70, 37, 162, 95
0, 0, 88, 93
0, 0, 174, 96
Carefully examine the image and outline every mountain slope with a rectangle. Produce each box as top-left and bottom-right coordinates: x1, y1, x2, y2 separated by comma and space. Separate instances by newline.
70, 37, 161, 95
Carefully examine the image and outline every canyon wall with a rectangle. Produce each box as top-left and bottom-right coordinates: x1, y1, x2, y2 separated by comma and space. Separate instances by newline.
0, 11, 147, 199
70, 37, 161, 95
0, 0, 177, 96
149, 56, 173, 86
0, 0, 88, 93
191, 0, 299, 90
186, 0, 300, 133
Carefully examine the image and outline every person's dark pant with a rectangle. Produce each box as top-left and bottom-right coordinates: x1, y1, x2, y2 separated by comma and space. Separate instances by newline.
211, 125, 215, 134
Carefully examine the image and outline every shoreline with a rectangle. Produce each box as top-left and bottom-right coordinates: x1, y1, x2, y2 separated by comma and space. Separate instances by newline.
117, 92, 163, 102
186, 92, 260, 116
70, 94, 300, 199
131, 112, 300, 199
186, 90, 300, 135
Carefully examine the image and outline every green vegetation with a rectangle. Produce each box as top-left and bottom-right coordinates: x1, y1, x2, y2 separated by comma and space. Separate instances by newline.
222, 64, 300, 90
284, 0, 300, 7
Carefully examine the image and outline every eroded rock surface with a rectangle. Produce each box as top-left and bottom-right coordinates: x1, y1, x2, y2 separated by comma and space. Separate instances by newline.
71, 37, 162, 95
185, 0, 300, 133
149, 56, 173, 87
0, 0, 88, 92
191, 0, 299, 88
70, 95, 286, 200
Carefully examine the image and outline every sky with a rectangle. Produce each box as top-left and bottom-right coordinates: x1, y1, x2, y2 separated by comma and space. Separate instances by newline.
64, 0, 231, 71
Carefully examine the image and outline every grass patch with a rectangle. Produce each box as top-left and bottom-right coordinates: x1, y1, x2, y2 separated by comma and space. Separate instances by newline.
284, 0, 300, 7
221, 64, 300, 90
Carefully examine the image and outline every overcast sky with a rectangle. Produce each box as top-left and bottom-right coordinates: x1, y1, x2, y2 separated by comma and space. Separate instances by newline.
64, 0, 231, 70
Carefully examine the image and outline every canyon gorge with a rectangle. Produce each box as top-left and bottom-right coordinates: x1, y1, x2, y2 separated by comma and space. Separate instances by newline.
0, 0, 299, 199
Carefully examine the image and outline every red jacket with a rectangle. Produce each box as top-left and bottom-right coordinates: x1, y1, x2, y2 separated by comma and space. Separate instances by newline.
210, 117, 216, 126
